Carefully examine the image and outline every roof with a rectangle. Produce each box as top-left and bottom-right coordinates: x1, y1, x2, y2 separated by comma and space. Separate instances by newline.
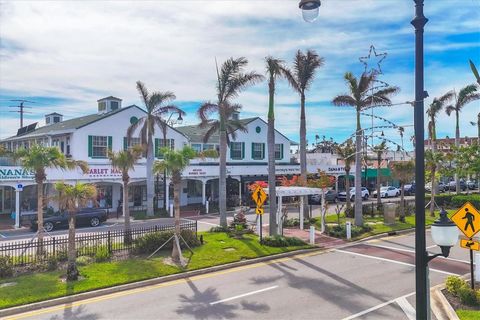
2, 105, 140, 141
176, 117, 258, 143
45, 112, 63, 116
97, 96, 122, 102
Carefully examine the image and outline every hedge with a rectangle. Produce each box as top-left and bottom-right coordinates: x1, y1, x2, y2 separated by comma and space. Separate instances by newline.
428, 194, 480, 209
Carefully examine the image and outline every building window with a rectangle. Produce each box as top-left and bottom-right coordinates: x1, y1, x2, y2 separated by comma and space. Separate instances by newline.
230, 142, 243, 160
110, 101, 119, 111
275, 144, 283, 160
92, 136, 108, 158
53, 116, 60, 123
124, 137, 141, 150
187, 180, 202, 197
46, 117, 51, 124
98, 102, 106, 111
191, 143, 202, 153
155, 139, 174, 158
252, 143, 265, 160
203, 144, 215, 150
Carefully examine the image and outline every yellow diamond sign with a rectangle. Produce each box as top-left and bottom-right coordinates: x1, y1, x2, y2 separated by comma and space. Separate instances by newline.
251, 186, 267, 207
255, 207, 264, 215
451, 202, 480, 239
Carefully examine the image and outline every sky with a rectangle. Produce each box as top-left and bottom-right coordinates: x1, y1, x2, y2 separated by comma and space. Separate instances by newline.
0, 0, 479, 151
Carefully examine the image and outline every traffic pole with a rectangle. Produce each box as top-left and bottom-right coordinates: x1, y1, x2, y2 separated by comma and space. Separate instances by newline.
260, 214, 263, 244
470, 248, 475, 289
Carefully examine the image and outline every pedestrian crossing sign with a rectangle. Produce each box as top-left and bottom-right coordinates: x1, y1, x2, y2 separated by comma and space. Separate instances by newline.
451, 202, 480, 239
460, 239, 480, 251
251, 186, 267, 207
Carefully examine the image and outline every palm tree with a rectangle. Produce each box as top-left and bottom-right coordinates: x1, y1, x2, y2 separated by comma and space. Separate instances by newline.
372, 141, 387, 209
332, 72, 399, 225
446, 84, 480, 193
336, 139, 355, 213
13, 145, 88, 250
54, 182, 97, 281
108, 145, 143, 244
265, 56, 291, 236
470, 112, 480, 144
425, 149, 445, 216
389, 161, 415, 222
198, 57, 263, 227
426, 91, 454, 215
283, 49, 324, 220
469, 60, 480, 85
127, 81, 185, 217
153, 146, 196, 264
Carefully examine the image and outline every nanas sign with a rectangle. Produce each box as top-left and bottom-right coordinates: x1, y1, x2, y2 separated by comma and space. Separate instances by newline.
0, 167, 35, 180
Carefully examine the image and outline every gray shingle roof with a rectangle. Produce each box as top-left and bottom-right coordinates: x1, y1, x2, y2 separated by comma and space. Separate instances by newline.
176, 117, 258, 143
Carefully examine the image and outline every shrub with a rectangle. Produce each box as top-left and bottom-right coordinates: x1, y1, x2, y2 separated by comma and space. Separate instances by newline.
458, 285, 479, 306
446, 276, 466, 296
326, 224, 373, 239
451, 194, 480, 209
0, 255, 13, 278
209, 226, 230, 233
95, 246, 111, 262
344, 207, 354, 218
262, 235, 306, 247
46, 256, 58, 271
134, 230, 200, 254
76, 256, 93, 266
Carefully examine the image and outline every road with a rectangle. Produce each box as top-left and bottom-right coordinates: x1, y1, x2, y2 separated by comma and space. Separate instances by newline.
4, 230, 473, 320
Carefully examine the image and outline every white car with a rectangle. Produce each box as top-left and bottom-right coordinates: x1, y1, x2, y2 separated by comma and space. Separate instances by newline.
373, 186, 400, 198
338, 187, 369, 201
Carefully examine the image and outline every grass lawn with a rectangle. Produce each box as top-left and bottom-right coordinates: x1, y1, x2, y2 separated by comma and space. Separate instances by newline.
456, 309, 480, 320
320, 210, 455, 240
0, 232, 311, 309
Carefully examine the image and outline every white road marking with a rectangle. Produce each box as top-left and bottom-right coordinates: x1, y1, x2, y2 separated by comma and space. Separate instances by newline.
0, 233, 6, 239
342, 292, 415, 320
365, 243, 471, 264
426, 244, 437, 249
395, 296, 416, 320
209, 286, 278, 305
335, 249, 459, 276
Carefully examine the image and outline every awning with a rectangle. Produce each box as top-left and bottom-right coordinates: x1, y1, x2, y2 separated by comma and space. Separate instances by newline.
264, 186, 322, 196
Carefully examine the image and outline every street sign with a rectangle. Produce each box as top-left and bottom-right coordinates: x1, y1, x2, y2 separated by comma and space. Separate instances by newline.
461, 239, 480, 251
16, 184, 23, 191
255, 207, 264, 215
251, 186, 267, 207
451, 202, 480, 239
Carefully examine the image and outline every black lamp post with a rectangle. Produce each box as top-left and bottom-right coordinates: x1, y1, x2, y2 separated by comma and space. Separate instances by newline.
298, 1, 459, 319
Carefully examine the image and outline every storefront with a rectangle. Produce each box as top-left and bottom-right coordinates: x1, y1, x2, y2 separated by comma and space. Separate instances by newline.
0, 186, 14, 215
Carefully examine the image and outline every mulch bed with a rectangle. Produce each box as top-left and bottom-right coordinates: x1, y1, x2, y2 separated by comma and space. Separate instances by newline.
442, 288, 480, 312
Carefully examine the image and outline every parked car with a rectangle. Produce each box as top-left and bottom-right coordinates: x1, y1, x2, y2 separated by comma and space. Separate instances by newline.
373, 186, 400, 198
404, 183, 416, 196
338, 187, 369, 201
30, 208, 108, 232
467, 180, 478, 190
447, 180, 467, 191
308, 189, 338, 204
425, 182, 447, 193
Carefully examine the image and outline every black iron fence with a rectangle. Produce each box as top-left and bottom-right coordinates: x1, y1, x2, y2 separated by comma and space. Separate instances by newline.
0, 220, 197, 267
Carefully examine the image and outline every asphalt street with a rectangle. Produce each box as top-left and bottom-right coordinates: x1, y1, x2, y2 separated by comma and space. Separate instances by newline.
4, 230, 474, 320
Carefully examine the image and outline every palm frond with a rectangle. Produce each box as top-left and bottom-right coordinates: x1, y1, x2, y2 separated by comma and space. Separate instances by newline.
197, 102, 219, 122
445, 105, 456, 116
332, 95, 356, 107
136, 81, 150, 112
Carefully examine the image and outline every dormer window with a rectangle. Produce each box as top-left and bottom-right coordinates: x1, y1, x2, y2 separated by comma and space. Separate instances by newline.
98, 102, 106, 111
44, 113, 63, 126
110, 101, 119, 111
97, 96, 122, 114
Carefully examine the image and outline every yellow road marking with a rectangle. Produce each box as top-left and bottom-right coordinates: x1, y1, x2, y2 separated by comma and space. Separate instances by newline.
4, 250, 322, 320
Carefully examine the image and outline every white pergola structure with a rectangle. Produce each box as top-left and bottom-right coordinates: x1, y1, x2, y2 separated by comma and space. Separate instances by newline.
264, 186, 323, 234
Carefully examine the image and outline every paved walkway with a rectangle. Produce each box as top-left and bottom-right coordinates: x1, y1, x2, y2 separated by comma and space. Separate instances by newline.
282, 227, 347, 249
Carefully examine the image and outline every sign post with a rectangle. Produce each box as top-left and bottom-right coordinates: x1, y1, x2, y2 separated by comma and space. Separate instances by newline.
451, 202, 480, 289
252, 186, 267, 244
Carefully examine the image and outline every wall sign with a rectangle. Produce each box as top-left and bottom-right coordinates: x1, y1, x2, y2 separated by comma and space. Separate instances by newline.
0, 168, 35, 181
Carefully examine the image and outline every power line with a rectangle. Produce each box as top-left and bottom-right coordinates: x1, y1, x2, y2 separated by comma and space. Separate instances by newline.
8, 100, 35, 128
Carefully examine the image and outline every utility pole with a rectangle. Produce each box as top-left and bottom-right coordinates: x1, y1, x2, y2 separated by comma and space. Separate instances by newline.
9, 100, 34, 128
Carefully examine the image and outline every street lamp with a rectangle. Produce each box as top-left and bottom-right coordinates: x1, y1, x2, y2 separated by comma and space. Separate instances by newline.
298, 1, 433, 319
298, 0, 321, 23
429, 209, 459, 260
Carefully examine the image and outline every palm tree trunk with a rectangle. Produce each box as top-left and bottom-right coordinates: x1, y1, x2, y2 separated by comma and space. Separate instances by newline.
455, 110, 460, 194
66, 210, 78, 281
430, 167, 436, 217
399, 183, 405, 222
37, 180, 44, 254
354, 110, 363, 226
376, 153, 382, 209
219, 127, 227, 227
171, 174, 182, 263
146, 134, 155, 216
267, 80, 277, 236
345, 169, 351, 212
299, 93, 308, 220
123, 178, 132, 245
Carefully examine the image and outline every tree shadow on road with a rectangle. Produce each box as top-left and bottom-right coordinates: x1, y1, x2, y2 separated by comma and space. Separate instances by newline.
49, 281, 99, 320
176, 278, 270, 319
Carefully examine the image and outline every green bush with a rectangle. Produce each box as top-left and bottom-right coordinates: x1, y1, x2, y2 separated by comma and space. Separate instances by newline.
262, 235, 306, 247
95, 246, 111, 262
0, 255, 13, 278
458, 285, 479, 306
134, 230, 200, 254
46, 256, 58, 271
446, 276, 466, 296
76, 256, 93, 266
326, 224, 373, 239
209, 226, 230, 233
451, 194, 480, 209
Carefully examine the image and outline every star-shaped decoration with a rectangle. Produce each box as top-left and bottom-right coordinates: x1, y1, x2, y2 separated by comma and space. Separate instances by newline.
359, 45, 387, 75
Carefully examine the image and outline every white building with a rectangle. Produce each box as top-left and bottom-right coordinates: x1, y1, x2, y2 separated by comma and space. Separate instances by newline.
0, 96, 299, 225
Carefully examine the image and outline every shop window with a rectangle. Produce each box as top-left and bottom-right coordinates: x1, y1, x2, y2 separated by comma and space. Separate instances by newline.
252, 143, 265, 160
187, 180, 202, 197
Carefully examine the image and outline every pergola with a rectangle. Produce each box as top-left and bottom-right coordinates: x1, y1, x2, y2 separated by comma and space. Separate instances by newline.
264, 186, 323, 234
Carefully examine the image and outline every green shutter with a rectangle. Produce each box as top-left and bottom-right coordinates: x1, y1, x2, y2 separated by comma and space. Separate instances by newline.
262, 143, 265, 159
123, 137, 127, 151
251, 143, 254, 159
229, 142, 233, 159
155, 138, 159, 158
280, 144, 284, 160
108, 136, 112, 151
88, 136, 93, 157
241, 142, 245, 159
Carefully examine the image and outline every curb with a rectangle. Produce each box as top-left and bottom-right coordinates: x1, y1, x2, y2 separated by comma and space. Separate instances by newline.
0, 247, 323, 318
430, 282, 461, 320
